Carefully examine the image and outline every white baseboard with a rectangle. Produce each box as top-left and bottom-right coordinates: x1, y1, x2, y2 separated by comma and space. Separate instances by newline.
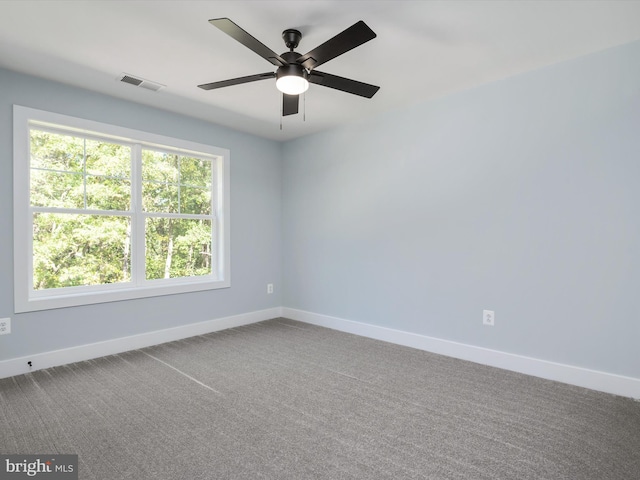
4, 305, 638, 399
0, 307, 282, 380
282, 307, 640, 399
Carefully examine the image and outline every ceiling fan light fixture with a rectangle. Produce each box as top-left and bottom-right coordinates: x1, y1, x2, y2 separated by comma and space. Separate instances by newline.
276, 64, 309, 95
276, 75, 309, 95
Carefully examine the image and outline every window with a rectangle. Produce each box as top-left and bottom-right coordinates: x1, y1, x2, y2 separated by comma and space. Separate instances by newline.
13, 106, 230, 312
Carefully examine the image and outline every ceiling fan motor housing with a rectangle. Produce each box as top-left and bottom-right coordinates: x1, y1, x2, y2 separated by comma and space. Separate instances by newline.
276, 63, 308, 82
277, 51, 308, 81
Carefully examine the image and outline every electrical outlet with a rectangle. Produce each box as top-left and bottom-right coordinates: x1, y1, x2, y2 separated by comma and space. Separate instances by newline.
0, 318, 11, 335
267, 283, 274, 294
483, 310, 495, 326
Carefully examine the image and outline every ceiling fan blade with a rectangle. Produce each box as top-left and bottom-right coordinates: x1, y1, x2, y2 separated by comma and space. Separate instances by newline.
309, 71, 379, 98
282, 94, 299, 116
198, 72, 275, 90
297, 21, 376, 70
209, 18, 287, 67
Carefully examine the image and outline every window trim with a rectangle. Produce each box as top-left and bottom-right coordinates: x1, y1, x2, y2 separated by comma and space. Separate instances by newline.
13, 105, 230, 313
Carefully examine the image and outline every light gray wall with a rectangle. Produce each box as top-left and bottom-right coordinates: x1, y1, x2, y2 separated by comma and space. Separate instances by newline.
282, 40, 640, 378
3, 39, 639, 379
0, 68, 283, 362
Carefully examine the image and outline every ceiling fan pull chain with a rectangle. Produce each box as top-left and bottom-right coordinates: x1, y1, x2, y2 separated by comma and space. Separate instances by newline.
280, 94, 283, 130
303, 90, 306, 122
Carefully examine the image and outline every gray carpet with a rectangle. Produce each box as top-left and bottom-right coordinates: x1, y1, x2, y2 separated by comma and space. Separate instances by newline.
1, 318, 639, 479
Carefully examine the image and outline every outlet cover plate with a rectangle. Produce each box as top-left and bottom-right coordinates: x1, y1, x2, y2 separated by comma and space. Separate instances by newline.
483, 310, 495, 326
0, 318, 11, 335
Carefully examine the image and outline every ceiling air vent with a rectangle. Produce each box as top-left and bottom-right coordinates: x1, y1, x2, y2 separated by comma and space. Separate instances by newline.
118, 73, 165, 92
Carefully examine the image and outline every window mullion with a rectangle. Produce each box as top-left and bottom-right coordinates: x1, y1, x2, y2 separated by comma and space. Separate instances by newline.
132, 143, 146, 285
213, 157, 222, 280
83, 138, 88, 209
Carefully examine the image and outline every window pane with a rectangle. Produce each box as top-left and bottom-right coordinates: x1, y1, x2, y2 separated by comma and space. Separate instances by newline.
145, 218, 212, 280
142, 150, 178, 183
180, 156, 212, 188
180, 186, 211, 215
30, 130, 131, 211
85, 139, 131, 178
86, 175, 131, 211
33, 213, 131, 290
142, 181, 179, 213
142, 150, 212, 214
30, 130, 84, 172
30, 170, 84, 208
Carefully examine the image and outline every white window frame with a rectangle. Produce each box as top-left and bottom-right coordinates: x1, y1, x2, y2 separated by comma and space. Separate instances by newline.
13, 105, 230, 313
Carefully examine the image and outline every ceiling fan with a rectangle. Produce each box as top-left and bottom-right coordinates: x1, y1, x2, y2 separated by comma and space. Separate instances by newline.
198, 18, 380, 116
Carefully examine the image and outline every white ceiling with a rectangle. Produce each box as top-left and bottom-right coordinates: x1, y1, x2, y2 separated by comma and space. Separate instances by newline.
1, 1, 639, 141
